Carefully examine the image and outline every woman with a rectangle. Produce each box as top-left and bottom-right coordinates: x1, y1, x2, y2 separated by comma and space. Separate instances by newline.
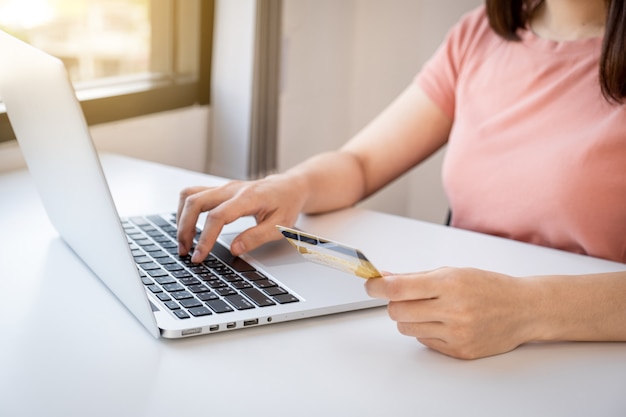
177, 0, 626, 359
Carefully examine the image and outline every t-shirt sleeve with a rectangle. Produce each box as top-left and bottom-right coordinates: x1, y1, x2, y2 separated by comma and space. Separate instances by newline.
415, 6, 487, 120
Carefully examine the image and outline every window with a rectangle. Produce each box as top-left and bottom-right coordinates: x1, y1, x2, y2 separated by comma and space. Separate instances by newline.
0, 0, 213, 143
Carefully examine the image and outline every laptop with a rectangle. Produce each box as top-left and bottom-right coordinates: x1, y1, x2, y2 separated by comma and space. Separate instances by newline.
0, 30, 385, 338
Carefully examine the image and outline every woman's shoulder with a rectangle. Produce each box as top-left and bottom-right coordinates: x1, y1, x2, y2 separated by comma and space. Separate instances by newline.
449, 5, 499, 49
415, 5, 501, 119
443, 5, 506, 69
457, 4, 490, 31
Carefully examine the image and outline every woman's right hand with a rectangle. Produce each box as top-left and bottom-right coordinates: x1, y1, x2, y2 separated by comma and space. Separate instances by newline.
176, 172, 308, 263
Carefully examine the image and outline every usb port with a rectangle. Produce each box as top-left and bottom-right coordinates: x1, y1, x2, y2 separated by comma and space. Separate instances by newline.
243, 319, 259, 327
209, 325, 219, 332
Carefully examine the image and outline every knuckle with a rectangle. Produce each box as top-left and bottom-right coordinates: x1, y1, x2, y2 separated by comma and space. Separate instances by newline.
204, 207, 228, 225
237, 183, 263, 203
455, 342, 484, 360
224, 180, 247, 195
396, 322, 414, 337
382, 277, 405, 300
179, 186, 198, 201
386, 301, 403, 321
450, 347, 480, 360
180, 192, 201, 209
226, 179, 244, 188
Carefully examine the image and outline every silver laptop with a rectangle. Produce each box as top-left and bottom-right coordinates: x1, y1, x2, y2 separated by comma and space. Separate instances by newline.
0, 31, 385, 338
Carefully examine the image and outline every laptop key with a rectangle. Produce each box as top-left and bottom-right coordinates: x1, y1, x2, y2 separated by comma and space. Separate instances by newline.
188, 306, 212, 317
156, 292, 172, 302
264, 286, 287, 296
147, 285, 162, 293
231, 281, 252, 290
130, 216, 150, 227
171, 291, 193, 300
134, 256, 153, 264
147, 215, 170, 227
273, 294, 299, 304
148, 250, 168, 258
221, 273, 242, 283
164, 263, 184, 271
180, 298, 202, 309
155, 276, 176, 285
172, 270, 192, 279
206, 279, 227, 289
254, 279, 277, 289
146, 229, 166, 238
224, 294, 255, 310
211, 265, 233, 275
155, 255, 177, 265
215, 287, 237, 297
203, 259, 222, 269
206, 299, 234, 314
241, 271, 267, 281
139, 224, 156, 233
162, 283, 185, 292
187, 284, 209, 293
160, 241, 178, 250
164, 301, 180, 310
189, 265, 210, 274
174, 310, 190, 319
178, 255, 194, 266
179, 277, 200, 286
211, 243, 256, 272
199, 272, 219, 281
140, 262, 161, 270
197, 292, 219, 301
161, 225, 177, 235
241, 288, 276, 307
147, 269, 169, 278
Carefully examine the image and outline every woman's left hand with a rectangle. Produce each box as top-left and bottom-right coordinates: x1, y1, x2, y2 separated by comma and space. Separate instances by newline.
365, 267, 539, 359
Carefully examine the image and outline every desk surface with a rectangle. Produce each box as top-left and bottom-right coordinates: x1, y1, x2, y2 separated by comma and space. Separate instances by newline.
1, 155, 625, 417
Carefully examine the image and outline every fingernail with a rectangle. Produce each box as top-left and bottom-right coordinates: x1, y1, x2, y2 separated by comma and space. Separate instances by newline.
231, 241, 244, 256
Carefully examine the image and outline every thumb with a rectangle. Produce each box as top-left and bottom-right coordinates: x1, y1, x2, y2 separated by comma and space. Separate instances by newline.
230, 224, 284, 256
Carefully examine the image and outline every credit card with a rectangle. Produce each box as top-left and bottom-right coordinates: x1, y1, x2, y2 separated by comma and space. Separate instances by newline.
276, 225, 382, 279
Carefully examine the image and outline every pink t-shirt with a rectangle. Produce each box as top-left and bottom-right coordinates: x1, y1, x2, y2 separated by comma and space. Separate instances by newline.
416, 6, 626, 263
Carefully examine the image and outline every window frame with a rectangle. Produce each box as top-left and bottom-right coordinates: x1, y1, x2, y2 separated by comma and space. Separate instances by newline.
0, 0, 213, 143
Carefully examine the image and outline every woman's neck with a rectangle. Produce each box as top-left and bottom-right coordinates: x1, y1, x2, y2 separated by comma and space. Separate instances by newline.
531, 0, 607, 41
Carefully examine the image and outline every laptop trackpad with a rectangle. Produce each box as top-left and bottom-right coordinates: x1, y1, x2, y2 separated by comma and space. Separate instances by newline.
219, 233, 306, 267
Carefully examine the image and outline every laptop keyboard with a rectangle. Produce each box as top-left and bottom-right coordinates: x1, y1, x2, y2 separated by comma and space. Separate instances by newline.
121, 214, 299, 319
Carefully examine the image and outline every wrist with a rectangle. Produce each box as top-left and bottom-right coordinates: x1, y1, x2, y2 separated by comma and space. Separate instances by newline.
518, 275, 573, 343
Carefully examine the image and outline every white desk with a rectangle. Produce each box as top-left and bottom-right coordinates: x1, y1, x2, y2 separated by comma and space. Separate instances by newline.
1, 155, 625, 417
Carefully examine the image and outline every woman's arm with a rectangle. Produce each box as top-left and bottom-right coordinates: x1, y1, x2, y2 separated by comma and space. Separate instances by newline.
177, 83, 452, 261
365, 268, 626, 360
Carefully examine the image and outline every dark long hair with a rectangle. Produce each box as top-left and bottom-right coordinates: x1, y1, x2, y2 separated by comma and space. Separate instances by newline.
485, 0, 626, 104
